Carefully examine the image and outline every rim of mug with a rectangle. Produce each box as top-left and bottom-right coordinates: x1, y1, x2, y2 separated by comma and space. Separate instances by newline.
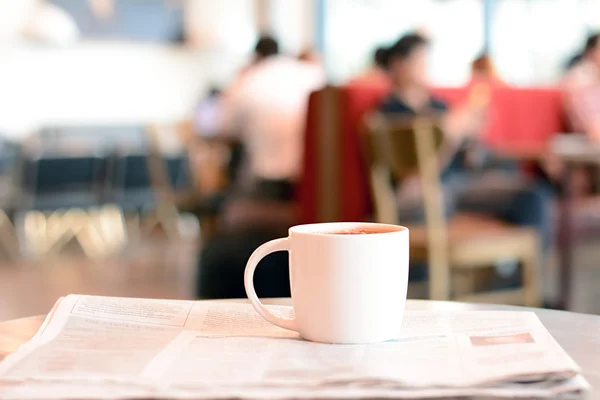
289, 222, 407, 236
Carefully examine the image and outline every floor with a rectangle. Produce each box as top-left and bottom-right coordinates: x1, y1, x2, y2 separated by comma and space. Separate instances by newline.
0, 237, 599, 322
0, 239, 198, 321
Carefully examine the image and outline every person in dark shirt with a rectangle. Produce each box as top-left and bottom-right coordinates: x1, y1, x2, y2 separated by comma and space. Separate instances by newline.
379, 33, 552, 274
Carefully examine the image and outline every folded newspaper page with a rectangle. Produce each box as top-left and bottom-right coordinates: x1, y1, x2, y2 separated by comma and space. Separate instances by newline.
0, 295, 589, 399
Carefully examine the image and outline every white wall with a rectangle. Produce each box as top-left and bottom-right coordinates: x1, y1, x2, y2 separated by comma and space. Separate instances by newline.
0, 42, 246, 139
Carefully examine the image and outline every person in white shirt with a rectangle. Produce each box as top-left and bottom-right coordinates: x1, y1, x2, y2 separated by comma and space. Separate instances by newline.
221, 36, 325, 200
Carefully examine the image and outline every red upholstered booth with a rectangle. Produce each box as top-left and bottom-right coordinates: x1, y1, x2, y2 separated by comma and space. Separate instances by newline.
298, 85, 567, 224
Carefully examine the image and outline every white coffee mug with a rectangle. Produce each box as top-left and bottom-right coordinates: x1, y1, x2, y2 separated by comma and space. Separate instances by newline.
244, 222, 409, 344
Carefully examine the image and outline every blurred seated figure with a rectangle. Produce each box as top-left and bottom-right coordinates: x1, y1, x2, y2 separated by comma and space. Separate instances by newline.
470, 52, 506, 86
193, 87, 222, 138
221, 35, 325, 201
565, 52, 584, 72
562, 33, 600, 141
197, 226, 290, 299
379, 33, 552, 270
347, 46, 390, 87
298, 47, 322, 66
196, 195, 296, 299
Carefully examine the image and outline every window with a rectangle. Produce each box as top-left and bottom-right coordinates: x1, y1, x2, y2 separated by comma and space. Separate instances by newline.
491, 0, 596, 86
269, 0, 311, 55
324, 0, 483, 86
49, 0, 185, 42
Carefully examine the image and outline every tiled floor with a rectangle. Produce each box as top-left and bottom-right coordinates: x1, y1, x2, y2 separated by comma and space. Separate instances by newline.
0, 237, 599, 322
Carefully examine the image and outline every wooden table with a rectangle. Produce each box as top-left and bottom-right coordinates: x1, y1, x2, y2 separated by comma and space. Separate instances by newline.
496, 137, 600, 310
1, 299, 599, 396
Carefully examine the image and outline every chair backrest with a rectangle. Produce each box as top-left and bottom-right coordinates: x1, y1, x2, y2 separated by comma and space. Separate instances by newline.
39, 126, 148, 154
299, 85, 389, 224
165, 155, 191, 191
362, 113, 446, 222
26, 155, 104, 195
362, 112, 451, 300
116, 154, 151, 191
364, 114, 445, 179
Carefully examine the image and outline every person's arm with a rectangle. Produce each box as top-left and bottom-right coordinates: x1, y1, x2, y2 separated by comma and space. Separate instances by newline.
219, 75, 248, 138
442, 83, 490, 142
568, 86, 600, 141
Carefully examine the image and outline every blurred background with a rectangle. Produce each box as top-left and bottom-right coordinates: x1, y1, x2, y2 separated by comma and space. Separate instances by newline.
1, 0, 600, 321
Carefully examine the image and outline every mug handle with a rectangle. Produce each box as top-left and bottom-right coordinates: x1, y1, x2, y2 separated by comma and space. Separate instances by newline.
244, 237, 298, 332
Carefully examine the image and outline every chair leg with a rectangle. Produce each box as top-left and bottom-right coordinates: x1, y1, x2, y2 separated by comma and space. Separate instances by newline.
48, 209, 85, 257
428, 251, 451, 301
155, 203, 181, 240
0, 211, 19, 261
76, 218, 110, 260
21, 211, 48, 259
46, 210, 74, 255
140, 205, 180, 240
522, 237, 542, 307
97, 205, 127, 254
452, 269, 475, 299
125, 213, 142, 243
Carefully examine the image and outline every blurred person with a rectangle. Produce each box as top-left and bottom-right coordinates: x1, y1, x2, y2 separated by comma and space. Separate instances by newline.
197, 226, 291, 299
565, 52, 583, 72
219, 36, 281, 125
378, 33, 552, 278
194, 87, 222, 138
221, 35, 325, 201
230, 36, 281, 89
298, 47, 321, 66
347, 46, 390, 87
562, 33, 600, 140
470, 52, 505, 86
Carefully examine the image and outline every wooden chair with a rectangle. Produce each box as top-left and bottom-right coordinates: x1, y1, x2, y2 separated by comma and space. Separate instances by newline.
362, 112, 542, 306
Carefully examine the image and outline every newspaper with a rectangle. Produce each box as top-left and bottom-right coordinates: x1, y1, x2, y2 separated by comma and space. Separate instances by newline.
0, 294, 590, 399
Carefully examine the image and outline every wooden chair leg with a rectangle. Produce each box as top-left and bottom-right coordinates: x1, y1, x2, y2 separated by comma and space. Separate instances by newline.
156, 203, 180, 240
22, 211, 48, 259
429, 254, 451, 301
98, 205, 127, 254
49, 209, 86, 257
125, 214, 142, 243
0, 211, 19, 261
76, 219, 110, 260
452, 269, 475, 299
46, 210, 73, 254
522, 236, 542, 307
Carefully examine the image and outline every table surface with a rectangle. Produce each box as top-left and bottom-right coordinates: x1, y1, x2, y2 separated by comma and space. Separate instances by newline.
1, 299, 599, 395
495, 135, 600, 163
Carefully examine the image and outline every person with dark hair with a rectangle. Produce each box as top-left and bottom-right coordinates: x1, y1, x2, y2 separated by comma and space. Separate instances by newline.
347, 45, 390, 87
193, 86, 223, 137
298, 47, 321, 65
220, 34, 325, 200
254, 35, 279, 61
197, 35, 323, 300
470, 52, 505, 85
378, 32, 552, 282
565, 52, 583, 72
562, 32, 600, 140
374, 47, 388, 70
380, 33, 487, 138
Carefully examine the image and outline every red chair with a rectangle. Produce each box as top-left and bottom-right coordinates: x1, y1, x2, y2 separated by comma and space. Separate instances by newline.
299, 85, 389, 224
